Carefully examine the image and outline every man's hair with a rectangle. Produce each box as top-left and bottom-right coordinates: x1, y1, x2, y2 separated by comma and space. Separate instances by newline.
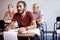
17, 1, 26, 7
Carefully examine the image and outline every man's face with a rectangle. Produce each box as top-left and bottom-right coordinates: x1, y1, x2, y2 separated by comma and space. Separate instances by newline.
17, 3, 25, 14
33, 5, 39, 13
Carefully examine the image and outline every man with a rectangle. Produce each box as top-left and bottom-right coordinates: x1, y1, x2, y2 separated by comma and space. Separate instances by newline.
5, 1, 37, 40
33, 3, 44, 30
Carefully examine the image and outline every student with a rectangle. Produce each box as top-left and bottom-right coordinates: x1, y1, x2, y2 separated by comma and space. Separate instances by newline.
3, 4, 15, 21
3, 4, 17, 29
33, 3, 44, 30
5, 1, 38, 40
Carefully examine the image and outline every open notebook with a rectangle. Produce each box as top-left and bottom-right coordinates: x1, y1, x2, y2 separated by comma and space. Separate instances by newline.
3, 30, 18, 40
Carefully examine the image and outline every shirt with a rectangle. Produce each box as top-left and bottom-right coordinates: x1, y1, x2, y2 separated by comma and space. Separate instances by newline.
33, 10, 44, 23
12, 11, 34, 27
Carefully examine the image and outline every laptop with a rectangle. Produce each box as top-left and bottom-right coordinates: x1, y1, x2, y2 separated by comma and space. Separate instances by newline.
0, 20, 5, 31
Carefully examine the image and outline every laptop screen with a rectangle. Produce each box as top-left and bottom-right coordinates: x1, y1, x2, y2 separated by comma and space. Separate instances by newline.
0, 20, 5, 29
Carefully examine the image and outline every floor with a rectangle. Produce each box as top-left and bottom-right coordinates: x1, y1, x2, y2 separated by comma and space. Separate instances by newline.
44, 33, 60, 40
0, 33, 60, 40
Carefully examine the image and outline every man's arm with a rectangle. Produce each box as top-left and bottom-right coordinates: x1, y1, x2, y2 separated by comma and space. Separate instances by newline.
26, 12, 37, 30
26, 20, 37, 30
18, 19, 37, 34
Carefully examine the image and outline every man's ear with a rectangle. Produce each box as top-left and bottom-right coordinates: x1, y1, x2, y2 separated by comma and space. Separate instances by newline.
25, 7, 27, 10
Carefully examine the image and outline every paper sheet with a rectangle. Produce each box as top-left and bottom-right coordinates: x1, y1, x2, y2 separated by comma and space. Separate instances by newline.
3, 31, 18, 40
23, 28, 40, 36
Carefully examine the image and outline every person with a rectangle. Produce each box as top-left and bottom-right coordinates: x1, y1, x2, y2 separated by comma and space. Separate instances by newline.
3, 4, 17, 29
33, 3, 44, 30
5, 1, 38, 40
3, 4, 15, 21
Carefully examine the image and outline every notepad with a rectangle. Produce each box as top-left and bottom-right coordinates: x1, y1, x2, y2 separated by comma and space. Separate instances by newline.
3, 31, 18, 40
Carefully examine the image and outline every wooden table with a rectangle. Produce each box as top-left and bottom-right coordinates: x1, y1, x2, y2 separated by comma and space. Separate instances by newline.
0, 32, 35, 37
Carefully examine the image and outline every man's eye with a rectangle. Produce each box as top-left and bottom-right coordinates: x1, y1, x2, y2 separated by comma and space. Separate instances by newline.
20, 6, 22, 7
17, 6, 22, 8
17, 6, 18, 8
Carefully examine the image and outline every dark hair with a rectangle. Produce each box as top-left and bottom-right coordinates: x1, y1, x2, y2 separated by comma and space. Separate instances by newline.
17, 1, 26, 7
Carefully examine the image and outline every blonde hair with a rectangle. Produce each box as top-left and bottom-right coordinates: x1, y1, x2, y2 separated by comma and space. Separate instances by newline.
33, 3, 39, 8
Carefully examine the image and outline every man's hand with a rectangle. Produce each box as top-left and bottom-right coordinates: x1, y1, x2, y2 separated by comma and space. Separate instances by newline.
18, 27, 26, 34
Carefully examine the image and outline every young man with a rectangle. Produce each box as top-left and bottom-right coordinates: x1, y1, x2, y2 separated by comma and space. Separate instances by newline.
33, 3, 44, 30
5, 1, 37, 40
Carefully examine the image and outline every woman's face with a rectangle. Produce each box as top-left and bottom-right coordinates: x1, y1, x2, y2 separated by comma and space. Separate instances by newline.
8, 5, 13, 11
33, 4, 39, 13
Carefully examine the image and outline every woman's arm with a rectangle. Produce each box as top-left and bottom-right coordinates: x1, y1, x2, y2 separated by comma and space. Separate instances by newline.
3, 12, 8, 20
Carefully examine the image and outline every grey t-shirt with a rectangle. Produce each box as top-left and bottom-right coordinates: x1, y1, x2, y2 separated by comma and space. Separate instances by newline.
33, 10, 44, 22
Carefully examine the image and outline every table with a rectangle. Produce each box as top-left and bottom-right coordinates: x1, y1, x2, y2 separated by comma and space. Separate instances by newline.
0, 32, 35, 37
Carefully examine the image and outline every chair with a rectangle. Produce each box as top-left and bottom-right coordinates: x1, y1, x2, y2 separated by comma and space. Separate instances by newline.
36, 22, 47, 40
53, 16, 60, 40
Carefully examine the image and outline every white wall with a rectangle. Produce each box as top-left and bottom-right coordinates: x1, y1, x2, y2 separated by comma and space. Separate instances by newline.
0, 0, 60, 31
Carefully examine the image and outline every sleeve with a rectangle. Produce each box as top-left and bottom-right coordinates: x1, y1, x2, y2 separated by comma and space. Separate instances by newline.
29, 12, 35, 20
39, 10, 44, 16
12, 14, 17, 22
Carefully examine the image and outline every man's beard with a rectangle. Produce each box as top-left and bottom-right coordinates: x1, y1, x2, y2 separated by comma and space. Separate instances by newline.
18, 9, 25, 15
